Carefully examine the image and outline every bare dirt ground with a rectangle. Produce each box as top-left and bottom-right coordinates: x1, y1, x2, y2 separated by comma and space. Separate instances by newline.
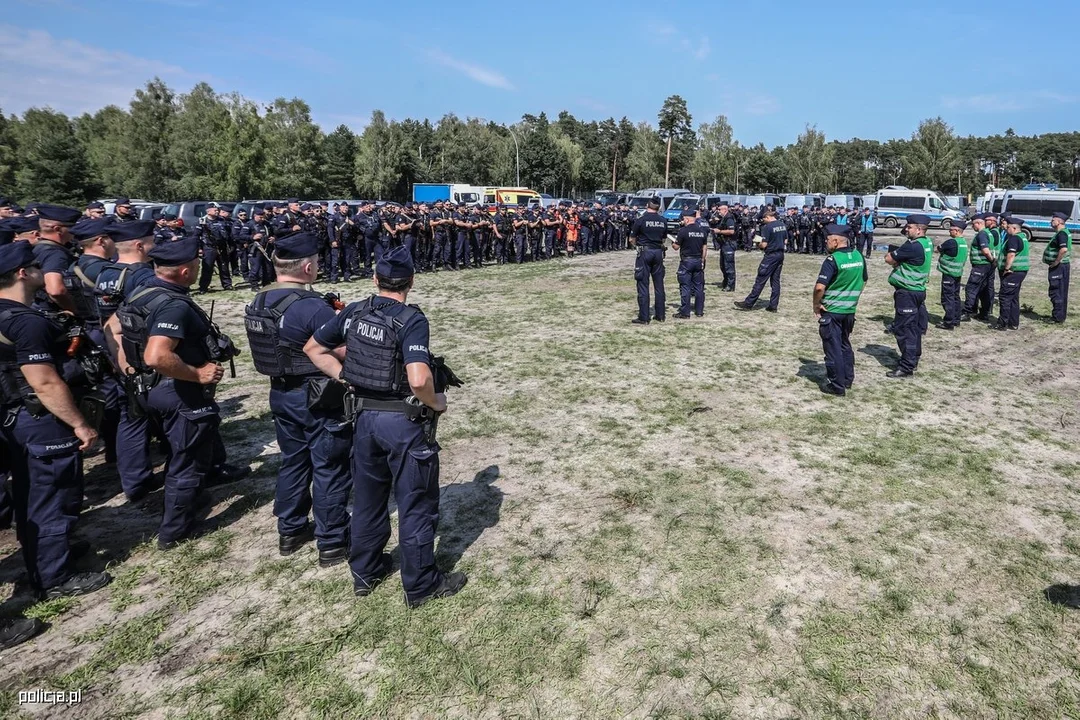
2, 236, 1079, 719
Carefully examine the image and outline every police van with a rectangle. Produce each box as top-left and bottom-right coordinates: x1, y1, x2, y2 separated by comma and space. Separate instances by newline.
743, 194, 782, 208
784, 193, 825, 210
872, 187, 967, 228
662, 193, 732, 231
628, 188, 690, 215
1000, 189, 1080, 237
826, 194, 862, 210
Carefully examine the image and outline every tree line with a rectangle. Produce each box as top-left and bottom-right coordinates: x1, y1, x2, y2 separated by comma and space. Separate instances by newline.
3, 78, 1080, 207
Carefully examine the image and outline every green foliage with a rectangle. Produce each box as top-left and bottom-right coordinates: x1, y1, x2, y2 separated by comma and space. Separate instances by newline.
14, 108, 93, 205
6, 75, 1080, 204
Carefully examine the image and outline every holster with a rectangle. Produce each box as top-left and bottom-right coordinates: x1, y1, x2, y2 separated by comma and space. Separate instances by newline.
306, 377, 347, 411
77, 390, 107, 432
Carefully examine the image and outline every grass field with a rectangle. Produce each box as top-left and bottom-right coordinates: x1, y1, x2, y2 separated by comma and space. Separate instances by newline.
2, 237, 1080, 719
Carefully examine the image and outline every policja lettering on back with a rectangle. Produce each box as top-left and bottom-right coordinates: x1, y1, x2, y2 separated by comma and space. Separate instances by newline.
672, 210, 708, 318
629, 199, 667, 324
305, 244, 467, 608
244, 231, 351, 565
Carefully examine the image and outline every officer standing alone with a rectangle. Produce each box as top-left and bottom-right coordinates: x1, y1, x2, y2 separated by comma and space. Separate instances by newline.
672, 210, 708, 318
629, 199, 667, 324
305, 245, 466, 607
935, 220, 968, 330
713, 204, 737, 291
1045, 211, 1071, 323
884, 214, 932, 378
813, 224, 868, 396
734, 207, 785, 312
244, 233, 351, 565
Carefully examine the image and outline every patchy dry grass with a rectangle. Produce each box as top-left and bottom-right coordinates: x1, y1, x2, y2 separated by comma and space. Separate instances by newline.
2, 234, 1080, 719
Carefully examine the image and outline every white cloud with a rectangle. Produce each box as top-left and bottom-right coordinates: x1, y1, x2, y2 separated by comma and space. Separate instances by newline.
941, 90, 1078, 113
746, 94, 781, 115
0, 24, 206, 115
428, 50, 515, 91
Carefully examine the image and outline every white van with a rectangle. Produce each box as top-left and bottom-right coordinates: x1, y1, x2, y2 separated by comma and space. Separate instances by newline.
873, 188, 967, 229
826, 194, 862, 210
1000, 189, 1080, 237
784, 193, 825, 209
743, 194, 782, 208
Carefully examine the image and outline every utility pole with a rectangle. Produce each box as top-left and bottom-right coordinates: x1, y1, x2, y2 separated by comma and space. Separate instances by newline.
664, 135, 672, 189
507, 128, 521, 186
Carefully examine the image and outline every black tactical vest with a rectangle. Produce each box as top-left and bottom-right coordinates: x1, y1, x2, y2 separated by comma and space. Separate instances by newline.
340, 297, 420, 398
117, 286, 233, 372
244, 285, 325, 377
65, 257, 111, 328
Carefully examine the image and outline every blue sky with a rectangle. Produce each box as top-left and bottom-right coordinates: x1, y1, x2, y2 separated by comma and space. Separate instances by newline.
3, 0, 1078, 147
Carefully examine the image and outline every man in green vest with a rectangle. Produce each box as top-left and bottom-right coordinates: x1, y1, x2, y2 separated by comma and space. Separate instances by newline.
935, 219, 969, 329
884, 214, 932, 377
996, 216, 1030, 330
813, 224, 867, 396
1045, 211, 1072, 323
961, 214, 996, 322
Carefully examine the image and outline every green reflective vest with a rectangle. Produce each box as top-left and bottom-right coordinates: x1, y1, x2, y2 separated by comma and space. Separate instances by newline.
822, 248, 866, 315
1044, 229, 1072, 265
988, 227, 1003, 264
889, 236, 932, 291
970, 229, 992, 266
938, 236, 968, 277
1006, 234, 1030, 272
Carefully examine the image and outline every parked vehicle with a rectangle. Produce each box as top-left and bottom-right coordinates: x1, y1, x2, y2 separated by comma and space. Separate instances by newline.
744, 194, 783, 208
132, 203, 166, 221
480, 187, 541, 207
627, 188, 691, 214
825, 194, 862, 210
872, 188, 966, 228
784, 193, 825, 210
412, 183, 453, 203
1000, 189, 1080, 236
160, 201, 212, 229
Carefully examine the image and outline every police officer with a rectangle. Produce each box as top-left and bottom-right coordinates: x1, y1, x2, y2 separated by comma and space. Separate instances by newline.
712, 203, 737, 291
734, 207, 786, 312
857, 207, 875, 257
630, 199, 667, 325
304, 245, 466, 607
996, 216, 1030, 330
813, 224, 867, 396
245, 233, 350, 565
116, 236, 244, 549
196, 203, 233, 293
1045, 211, 1071, 323
247, 208, 275, 290
935, 220, 968, 330
232, 209, 250, 278
357, 200, 382, 277
0, 241, 112, 598
69, 218, 122, 465
31, 204, 83, 313
273, 199, 303, 235
884, 214, 932, 377
84, 201, 106, 220
112, 197, 138, 223
327, 202, 354, 283
98, 222, 159, 503
961, 213, 995, 323
672, 210, 708, 318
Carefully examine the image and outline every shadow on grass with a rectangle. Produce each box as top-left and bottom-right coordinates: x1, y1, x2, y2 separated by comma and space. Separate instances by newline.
1044, 584, 1080, 609
796, 357, 828, 390
437, 465, 503, 572
859, 344, 900, 369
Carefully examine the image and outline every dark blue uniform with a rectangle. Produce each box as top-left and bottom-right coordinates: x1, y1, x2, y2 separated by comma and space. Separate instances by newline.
963, 228, 995, 319
312, 298, 444, 600
97, 261, 157, 500
256, 286, 351, 552
817, 252, 868, 392
742, 219, 786, 310
1047, 228, 1071, 323
357, 210, 383, 275
0, 303, 84, 591
890, 240, 928, 373
327, 212, 353, 283
714, 213, 738, 290
675, 223, 708, 317
122, 278, 225, 545
630, 211, 667, 323
31, 240, 73, 313
998, 234, 1027, 329
197, 216, 233, 292
245, 219, 275, 290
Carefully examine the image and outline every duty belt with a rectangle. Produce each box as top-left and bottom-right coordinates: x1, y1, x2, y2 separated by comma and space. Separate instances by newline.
351, 396, 411, 413
271, 375, 319, 391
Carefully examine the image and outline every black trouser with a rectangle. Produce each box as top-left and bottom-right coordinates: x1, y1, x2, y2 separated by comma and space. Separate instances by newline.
677, 256, 705, 316
858, 232, 873, 257
963, 264, 995, 318
893, 288, 926, 373
998, 270, 1027, 328
940, 274, 962, 325
743, 253, 783, 309
1048, 263, 1070, 322
819, 311, 856, 390
635, 246, 666, 321
199, 243, 232, 291
720, 240, 737, 290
